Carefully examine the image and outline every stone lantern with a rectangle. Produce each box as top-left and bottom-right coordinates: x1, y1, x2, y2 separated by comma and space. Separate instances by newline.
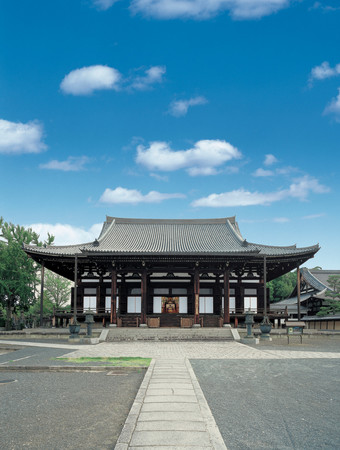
84, 310, 95, 337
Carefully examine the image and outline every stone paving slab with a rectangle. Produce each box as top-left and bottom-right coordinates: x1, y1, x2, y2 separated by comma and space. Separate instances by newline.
144, 395, 197, 403
127, 447, 214, 450
147, 389, 195, 396
130, 430, 213, 447
141, 402, 202, 412
135, 421, 207, 431
138, 412, 205, 422
148, 383, 193, 389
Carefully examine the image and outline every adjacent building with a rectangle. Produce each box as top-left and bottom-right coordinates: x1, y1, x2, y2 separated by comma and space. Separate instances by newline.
271, 268, 340, 330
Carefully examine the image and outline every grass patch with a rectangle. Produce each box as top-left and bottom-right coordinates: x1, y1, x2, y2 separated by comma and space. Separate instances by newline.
54, 356, 151, 367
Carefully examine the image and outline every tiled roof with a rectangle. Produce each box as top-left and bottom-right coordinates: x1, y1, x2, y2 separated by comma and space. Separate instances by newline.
307, 269, 340, 290
300, 268, 338, 292
24, 216, 319, 258
270, 293, 311, 308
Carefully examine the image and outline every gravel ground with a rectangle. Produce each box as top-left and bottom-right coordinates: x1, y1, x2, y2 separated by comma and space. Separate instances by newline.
0, 369, 146, 449
191, 358, 340, 450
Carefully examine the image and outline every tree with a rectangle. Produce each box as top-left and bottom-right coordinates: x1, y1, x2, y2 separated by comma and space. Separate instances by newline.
0, 218, 54, 330
43, 269, 71, 311
316, 275, 340, 317
269, 271, 297, 302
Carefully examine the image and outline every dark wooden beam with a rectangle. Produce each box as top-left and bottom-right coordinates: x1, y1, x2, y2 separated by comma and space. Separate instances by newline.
39, 261, 45, 327
297, 265, 301, 320
194, 267, 200, 325
223, 268, 230, 325
73, 256, 78, 322
141, 269, 147, 325
110, 266, 117, 325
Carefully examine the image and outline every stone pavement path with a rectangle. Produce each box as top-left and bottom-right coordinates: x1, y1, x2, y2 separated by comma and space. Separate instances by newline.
116, 358, 226, 449
63, 340, 340, 360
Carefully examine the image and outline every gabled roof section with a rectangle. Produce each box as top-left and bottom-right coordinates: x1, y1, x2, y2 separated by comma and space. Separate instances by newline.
289, 268, 339, 299
24, 216, 319, 258
85, 216, 253, 255
307, 269, 340, 290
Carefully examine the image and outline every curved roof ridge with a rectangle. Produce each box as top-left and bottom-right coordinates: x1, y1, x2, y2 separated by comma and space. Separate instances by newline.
227, 217, 244, 241
247, 242, 319, 251
104, 216, 235, 225
23, 242, 88, 253
301, 267, 330, 291
224, 218, 246, 244
98, 217, 116, 241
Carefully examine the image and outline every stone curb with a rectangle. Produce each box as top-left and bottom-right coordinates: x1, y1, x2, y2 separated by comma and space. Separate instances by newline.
0, 365, 149, 372
99, 329, 109, 342
115, 359, 156, 449
185, 359, 227, 450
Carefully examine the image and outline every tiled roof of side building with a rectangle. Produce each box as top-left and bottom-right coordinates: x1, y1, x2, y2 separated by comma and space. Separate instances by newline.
309, 269, 340, 289
24, 216, 319, 257
301, 268, 339, 292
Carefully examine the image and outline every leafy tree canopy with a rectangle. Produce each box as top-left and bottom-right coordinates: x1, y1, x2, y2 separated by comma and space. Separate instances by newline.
44, 269, 72, 311
269, 271, 297, 303
0, 217, 54, 329
317, 275, 340, 317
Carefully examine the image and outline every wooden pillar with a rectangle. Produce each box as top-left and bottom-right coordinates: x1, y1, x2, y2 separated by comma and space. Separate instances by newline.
297, 265, 301, 320
141, 269, 147, 325
120, 274, 127, 314
213, 275, 221, 315
39, 261, 45, 327
77, 284, 83, 313
263, 256, 267, 316
223, 269, 230, 325
237, 278, 244, 313
194, 268, 200, 325
110, 267, 117, 325
73, 256, 78, 323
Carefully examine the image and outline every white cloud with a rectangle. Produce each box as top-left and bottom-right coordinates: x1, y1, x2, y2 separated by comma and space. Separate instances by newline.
99, 186, 185, 204
60, 65, 165, 95
288, 175, 330, 200
39, 156, 91, 171
309, 2, 340, 12
276, 166, 297, 175
60, 65, 121, 95
150, 172, 169, 181
130, 0, 290, 20
169, 96, 207, 117
192, 189, 285, 207
264, 154, 278, 166
93, 0, 119, 10
253, 168, 274, 177
302, 213, 325, 220
309, 61, 340, 86
136, 139, 242, 176
323, 88, 340, 122
273, 217, 290, 223
29, 223, 103, 246
192, 175, 329, 207
0, 119, 46, 154
130, 66, 166, 91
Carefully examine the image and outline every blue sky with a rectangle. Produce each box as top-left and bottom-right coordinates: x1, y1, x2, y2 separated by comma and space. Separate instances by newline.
0, 0, 339, 269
